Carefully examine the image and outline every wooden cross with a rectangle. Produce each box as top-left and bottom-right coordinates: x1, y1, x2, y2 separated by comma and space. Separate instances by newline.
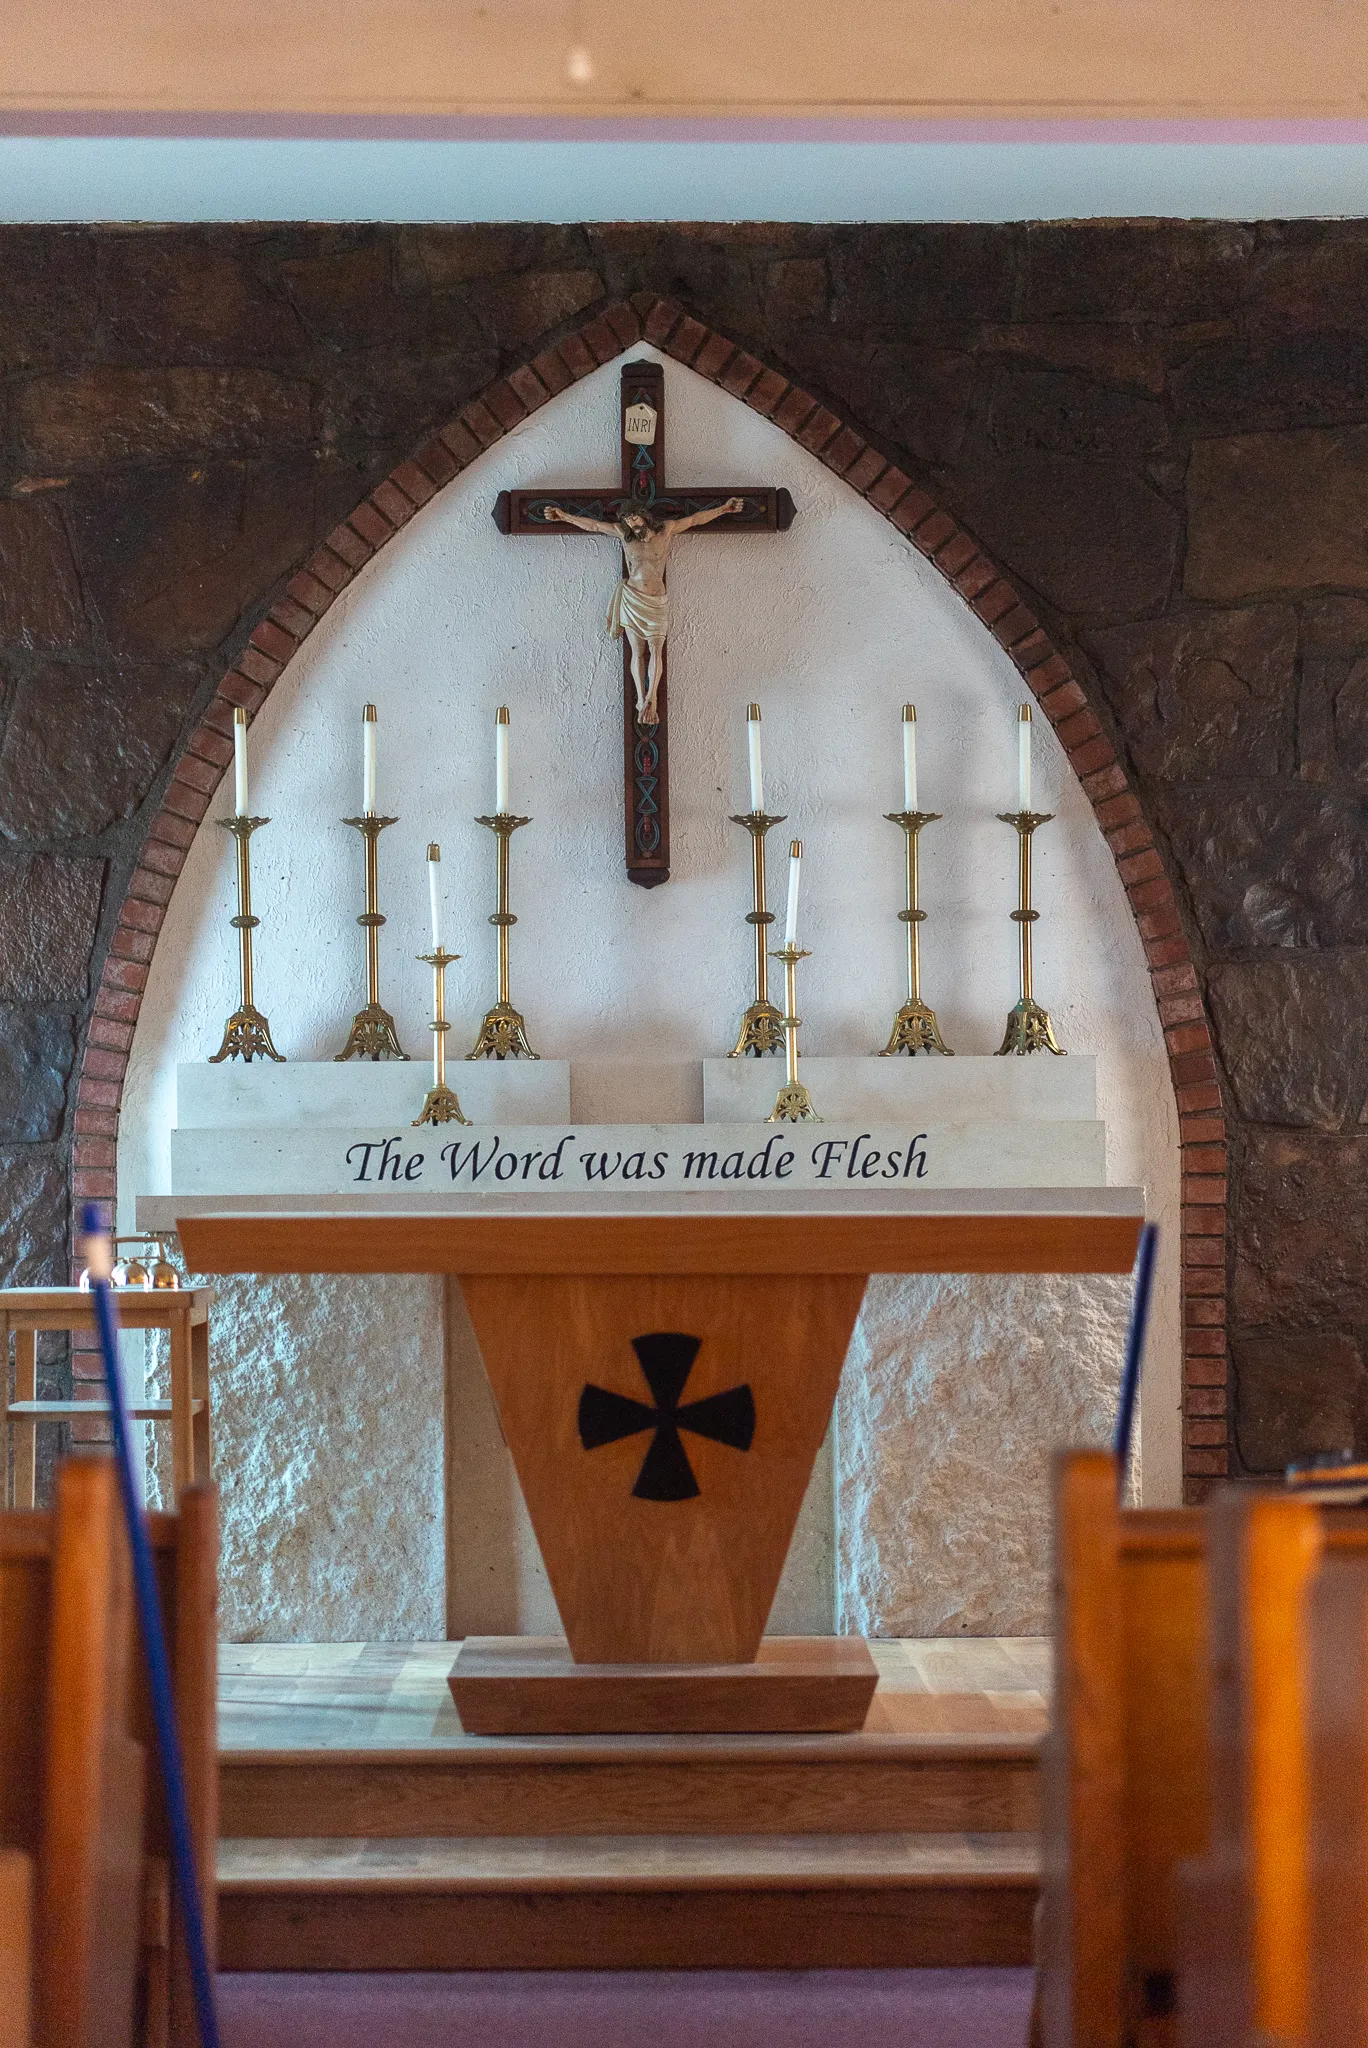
493, 359, 796, 888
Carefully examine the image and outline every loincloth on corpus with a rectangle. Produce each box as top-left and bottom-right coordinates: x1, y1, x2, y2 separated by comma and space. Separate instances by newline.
606, 579, 669, 642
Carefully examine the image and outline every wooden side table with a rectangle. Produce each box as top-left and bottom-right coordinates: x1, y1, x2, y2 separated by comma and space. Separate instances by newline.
1, 1287, 214, 1508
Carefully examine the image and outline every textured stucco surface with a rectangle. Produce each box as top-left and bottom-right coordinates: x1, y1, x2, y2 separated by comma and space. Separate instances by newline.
148, 1268, 445, 1641
836, 1272, 1132, 1638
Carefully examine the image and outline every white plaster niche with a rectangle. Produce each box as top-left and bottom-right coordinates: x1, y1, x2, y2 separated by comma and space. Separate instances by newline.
120, 344, 1180, 1644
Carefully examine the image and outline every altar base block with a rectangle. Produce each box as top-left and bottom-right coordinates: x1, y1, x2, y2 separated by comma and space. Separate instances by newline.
449, 1634, 879, 1736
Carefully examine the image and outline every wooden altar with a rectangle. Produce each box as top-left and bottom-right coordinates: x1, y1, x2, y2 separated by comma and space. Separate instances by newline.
175, 1202, 1142, 1736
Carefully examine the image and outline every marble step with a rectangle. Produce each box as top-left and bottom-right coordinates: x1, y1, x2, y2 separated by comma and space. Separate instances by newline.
219, 1728, 1042, 1840
217, 1830, 1040, 1970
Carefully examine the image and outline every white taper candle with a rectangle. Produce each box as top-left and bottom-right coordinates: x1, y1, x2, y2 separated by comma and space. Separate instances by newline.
784, 838, 802, 945
1018, 704, 1032, 812
233, 706, 249, 816
746, 702, 764, 812
902, 703, 917, 810
362, 703, 377, 815
427, 842, 442, 950
495, 705, 510, 813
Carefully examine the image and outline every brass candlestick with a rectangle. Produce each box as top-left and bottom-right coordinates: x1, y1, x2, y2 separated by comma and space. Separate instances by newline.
727, 808, 787, 1056
210, 813, 284, 1062
879, 809, 953, 1056
997, 809, 1065, 1055
414, 945, 470, 1125
468, 812, 538, 1060
766, 944, 821, 1122
335, 814, 409, 1061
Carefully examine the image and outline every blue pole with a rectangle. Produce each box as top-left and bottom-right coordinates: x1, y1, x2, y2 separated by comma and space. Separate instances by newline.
81, 1205, 220, 2048
1113, 1221, 1158, 1500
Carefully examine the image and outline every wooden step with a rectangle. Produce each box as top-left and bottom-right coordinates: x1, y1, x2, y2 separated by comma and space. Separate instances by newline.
221, 1728, 1039, 1838
218, 1831, 1039, 1970
218, 1637, 1048, 1840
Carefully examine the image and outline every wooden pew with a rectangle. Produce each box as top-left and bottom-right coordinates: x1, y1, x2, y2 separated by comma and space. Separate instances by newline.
0, 1846, 34, 2048
1178, 1491, 1329, 2048
1, 1455, 146, 2048
0, 1468, 218, 2048
139, 1489, 218, 2048
1307, 1549, 1368, 2047
1036, 1448, 1210, 2047
1038, 1452, 1368, 2048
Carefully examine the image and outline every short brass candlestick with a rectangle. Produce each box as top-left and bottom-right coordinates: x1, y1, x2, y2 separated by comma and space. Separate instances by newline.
766, 944, 821, 1122
468, 812, 538, 1060
879, 810, 953, 1056
210, 813, 284, 1062
997, 809, 1065, 1056
414, 945, 470, 1125
335, 814, 409, 1061
727, 808, 787, 1057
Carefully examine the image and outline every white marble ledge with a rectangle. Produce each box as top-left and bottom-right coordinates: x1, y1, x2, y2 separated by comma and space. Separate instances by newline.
167, 1119, 1106, 1198
704, 1054, 1095, 1125
177, 1054, 1096, 1131
138, 1186, 1144, 1229
176, 1059, 570, 1128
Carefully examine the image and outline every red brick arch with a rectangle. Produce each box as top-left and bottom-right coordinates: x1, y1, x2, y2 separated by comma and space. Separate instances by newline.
71, 292, 1228, 1496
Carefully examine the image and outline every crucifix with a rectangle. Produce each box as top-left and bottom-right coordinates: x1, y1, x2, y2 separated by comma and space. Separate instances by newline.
493, 359, 796, 887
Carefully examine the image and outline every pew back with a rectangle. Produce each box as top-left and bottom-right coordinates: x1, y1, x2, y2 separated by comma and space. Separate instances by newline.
1308, 1551, 1368, 2048
1039, 1450, 1209, 2048
0, 1471, 218, 2048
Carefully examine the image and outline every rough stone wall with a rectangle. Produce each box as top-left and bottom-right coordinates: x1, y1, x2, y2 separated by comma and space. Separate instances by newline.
3, 220, 1367, 1484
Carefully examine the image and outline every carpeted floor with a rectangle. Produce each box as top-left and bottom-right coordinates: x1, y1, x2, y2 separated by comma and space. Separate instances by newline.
219, 1967, 1034, 2047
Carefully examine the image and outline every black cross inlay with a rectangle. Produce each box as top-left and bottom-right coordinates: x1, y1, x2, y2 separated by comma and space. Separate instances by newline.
577, 1332, 756, 1502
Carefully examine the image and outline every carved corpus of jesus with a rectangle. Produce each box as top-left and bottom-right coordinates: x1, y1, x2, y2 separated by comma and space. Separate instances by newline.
543, 497, 744, 725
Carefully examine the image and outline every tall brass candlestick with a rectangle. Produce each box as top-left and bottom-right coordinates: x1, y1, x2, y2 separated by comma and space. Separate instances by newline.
727, 808, 787, 1056
414, 943, 470, 1125
879, 809, 953, 1056
210, 813, 283, 1062
996, 809, 1065, 1055
468, 812, 538, 1059
766, 944, 820, 1122
335, 813, 409, 1061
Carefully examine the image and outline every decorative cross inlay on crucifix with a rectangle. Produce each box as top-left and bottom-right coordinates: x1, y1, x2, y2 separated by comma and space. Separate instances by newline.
577, 1331, 756, 1501
494, 359, 796, 888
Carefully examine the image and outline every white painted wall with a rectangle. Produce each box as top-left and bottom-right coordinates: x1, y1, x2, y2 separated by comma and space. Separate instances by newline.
8, 137, 1368, 224
121, 341, 1181, 1639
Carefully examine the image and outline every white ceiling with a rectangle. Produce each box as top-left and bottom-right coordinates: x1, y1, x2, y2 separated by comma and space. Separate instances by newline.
6, 137, 1368, 223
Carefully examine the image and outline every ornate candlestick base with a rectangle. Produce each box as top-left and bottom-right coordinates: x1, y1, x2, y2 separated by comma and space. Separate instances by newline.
998, 996, 1065, 1057
336, 813, 409, 1062
766, 942, 821, 1123
882, 998, 954, 1059
415, 944, 470, 1124
731, 998, 786, 1059
415, 1083, 468, 1124
767, 1078, 820, 1123
468, 812, 539, 1060
996, 808, 1065, 1058
727, 809, 787, 1057
210, 812, 284, 1063
337, 999, 407, 1063
211, 1002, 283, 1064
469, 999, 538, 1063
